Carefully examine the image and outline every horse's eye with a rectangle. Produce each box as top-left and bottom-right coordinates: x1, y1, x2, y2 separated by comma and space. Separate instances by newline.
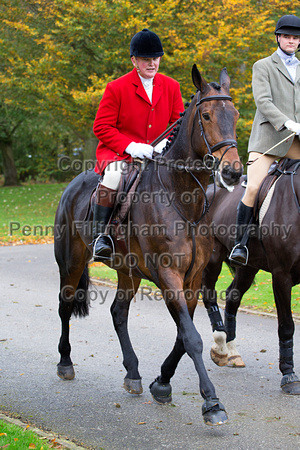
202, 113, 210, 121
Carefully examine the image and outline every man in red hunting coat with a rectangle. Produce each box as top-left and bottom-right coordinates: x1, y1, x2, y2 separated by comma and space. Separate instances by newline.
92, 28, 184, 261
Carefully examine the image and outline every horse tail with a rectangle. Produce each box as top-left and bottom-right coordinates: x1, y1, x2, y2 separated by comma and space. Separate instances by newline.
72, 264, 90, 318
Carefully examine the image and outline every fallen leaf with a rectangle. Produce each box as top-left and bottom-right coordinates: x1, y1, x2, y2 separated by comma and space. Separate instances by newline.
29, 444, 36, 449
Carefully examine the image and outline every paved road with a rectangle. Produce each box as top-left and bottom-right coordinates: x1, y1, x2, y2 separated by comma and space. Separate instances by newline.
1, 244, 300, 449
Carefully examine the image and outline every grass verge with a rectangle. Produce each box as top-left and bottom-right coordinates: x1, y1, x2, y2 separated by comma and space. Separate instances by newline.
0, 419, 57, 449
0, 183, 67, 245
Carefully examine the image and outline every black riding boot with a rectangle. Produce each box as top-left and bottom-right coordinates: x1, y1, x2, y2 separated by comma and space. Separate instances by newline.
228, 200, 253, 266
92, 185, 116, 262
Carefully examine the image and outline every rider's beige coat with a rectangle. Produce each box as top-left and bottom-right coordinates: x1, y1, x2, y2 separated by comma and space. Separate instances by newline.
248, 51, 300, 156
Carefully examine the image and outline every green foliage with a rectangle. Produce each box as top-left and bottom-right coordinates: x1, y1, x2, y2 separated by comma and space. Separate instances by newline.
1, 0, 300, 181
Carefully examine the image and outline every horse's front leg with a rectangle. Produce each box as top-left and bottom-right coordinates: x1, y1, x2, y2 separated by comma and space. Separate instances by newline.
150, 279, 227, 426
202, 251, 228, 367
272, 272, 300, 395
111, 272, 142, 394
222, 265, 259, 368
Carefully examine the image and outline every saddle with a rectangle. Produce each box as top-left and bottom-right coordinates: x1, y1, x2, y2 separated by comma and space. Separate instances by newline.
254, 158, 300, 221
83, 162, 143, 229
113, 162, 142, 224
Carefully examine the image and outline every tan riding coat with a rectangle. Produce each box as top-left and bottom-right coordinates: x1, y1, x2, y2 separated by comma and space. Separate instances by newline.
248, 51, 300, 156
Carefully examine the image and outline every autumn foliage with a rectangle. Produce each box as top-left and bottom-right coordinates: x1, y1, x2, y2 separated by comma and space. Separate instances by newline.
0, 0, 299, 183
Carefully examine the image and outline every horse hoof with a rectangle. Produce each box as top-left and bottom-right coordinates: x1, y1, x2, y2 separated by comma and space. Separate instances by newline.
202, 398, 228, 426
123, 377, 143, 395
57, 364, 75, 380
227, 355, 246, 368
210, 348, 228, 367
149, 379, 172, 404
281, 373, 300, 395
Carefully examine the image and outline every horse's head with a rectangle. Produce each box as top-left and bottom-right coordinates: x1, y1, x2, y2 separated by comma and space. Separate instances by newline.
191, 64, 243, 190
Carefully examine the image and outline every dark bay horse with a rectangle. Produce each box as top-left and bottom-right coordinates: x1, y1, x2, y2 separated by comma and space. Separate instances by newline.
54, 64, 243, 426
201, 159, 300, 395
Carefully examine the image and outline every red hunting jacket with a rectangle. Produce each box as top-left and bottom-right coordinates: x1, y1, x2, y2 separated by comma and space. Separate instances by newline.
93, 68, 184, 174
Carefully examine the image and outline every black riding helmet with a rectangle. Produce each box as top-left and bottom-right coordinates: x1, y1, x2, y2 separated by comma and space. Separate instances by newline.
130, 29, 164, 58
275, 14, 300, 35
275, 15, 300, 53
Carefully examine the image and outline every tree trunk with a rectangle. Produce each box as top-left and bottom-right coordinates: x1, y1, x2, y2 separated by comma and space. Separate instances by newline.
0, 139, 20, 186
84, 135, 98, 162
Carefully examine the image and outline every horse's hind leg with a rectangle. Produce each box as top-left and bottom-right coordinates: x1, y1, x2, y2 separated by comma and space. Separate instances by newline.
110, 271, 142, 394
272, 272, 300, 394
56, 242, 90, 381
149, 332, 185, 404
224, 265, 258, 368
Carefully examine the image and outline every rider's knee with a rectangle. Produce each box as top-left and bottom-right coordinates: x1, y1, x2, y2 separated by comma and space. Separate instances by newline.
102, 161, 124, 190
242, 183, 258, 206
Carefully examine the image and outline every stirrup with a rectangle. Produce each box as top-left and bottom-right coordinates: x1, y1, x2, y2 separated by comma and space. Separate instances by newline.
228, 243, 249, 266
93, 234, 115, 261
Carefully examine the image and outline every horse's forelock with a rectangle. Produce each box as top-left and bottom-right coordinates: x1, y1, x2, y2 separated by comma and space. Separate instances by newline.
209, 82, 221, 90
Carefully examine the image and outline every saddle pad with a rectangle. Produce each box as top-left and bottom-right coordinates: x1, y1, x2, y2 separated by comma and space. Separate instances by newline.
254, 158, 288, 220
258, 176, 281, 226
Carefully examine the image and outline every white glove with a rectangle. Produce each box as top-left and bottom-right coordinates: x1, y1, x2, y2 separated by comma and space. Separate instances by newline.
285, 120, 300, 135
153, 138, 168, 154
125, 142, 153, 159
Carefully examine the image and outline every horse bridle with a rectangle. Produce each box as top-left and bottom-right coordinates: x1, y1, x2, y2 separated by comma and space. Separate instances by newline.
193, 90, 238, 169
154, 90, 239, 224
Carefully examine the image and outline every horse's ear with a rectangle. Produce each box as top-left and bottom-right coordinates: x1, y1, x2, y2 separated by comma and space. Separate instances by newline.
192, 64, 208, 92
219, 67, 230, 94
